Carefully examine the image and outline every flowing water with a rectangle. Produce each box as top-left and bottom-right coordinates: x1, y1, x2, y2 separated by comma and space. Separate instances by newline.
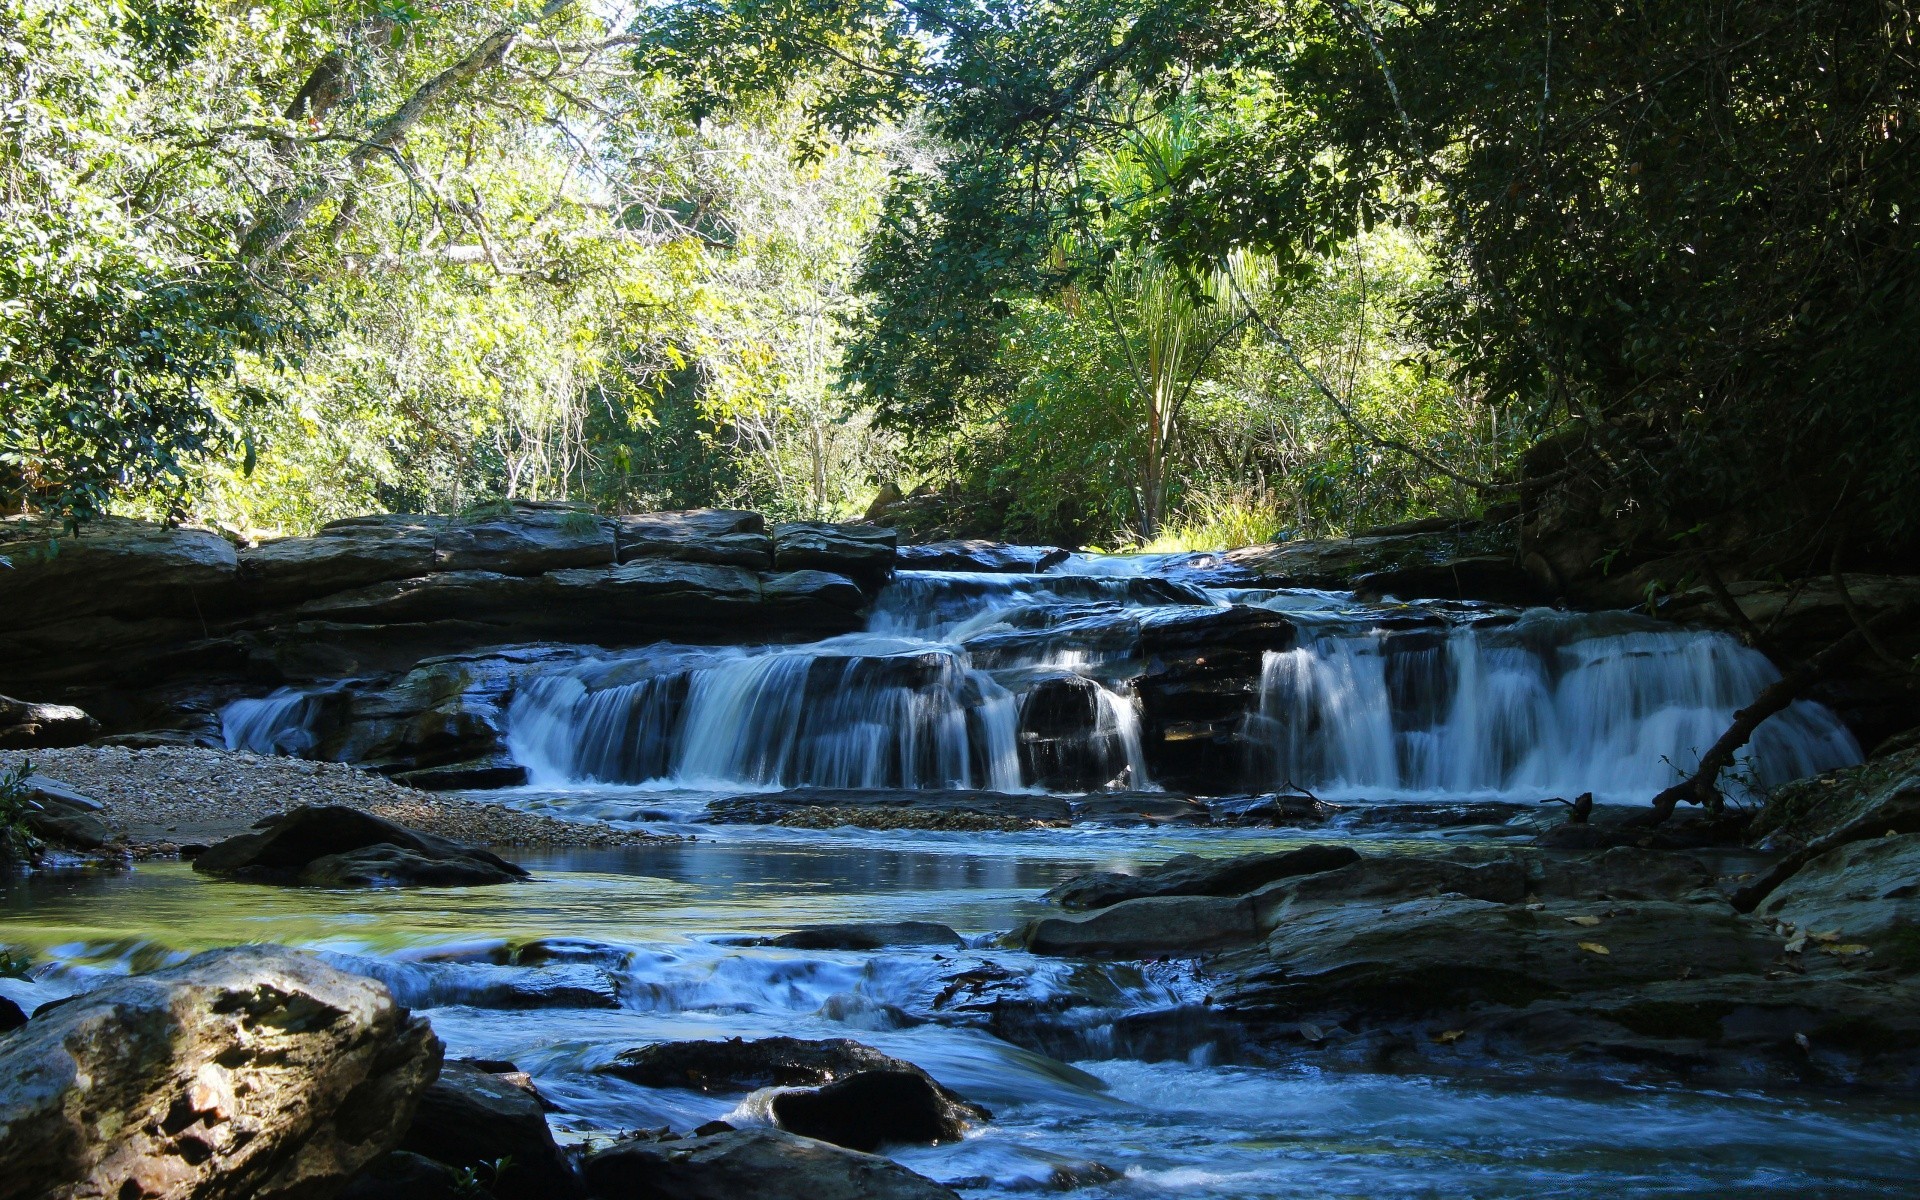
6, 553, 1909, 1196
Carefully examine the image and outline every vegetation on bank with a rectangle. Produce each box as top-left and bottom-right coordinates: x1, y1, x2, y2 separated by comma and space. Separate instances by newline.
1, 0, 1916, 569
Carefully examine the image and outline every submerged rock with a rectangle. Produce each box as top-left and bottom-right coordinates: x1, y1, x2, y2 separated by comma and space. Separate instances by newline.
192, 805, 527, 887
769, 922, 967, 951
0, 945, 442, 1199
582, 1127, 959, 1200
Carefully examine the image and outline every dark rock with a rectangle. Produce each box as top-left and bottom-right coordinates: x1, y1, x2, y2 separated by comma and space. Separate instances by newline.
0, 995, 24, 1032
1208, 792, 1337, 826
598, 1037, 959, 1102
0, 515, 239, 623
761, 570, 871, 625
1045, 844, 1360, 910
1250, 856, 1530, 927
398, 1060, 581, 1200
617, 510, 771, 569
1134, 606, 1297, 794
770, 922, 966, 951
341, 1151, 490, 1200
1019, 895, 1259, 956
1070, 793, 1211, 825
1757, 832, 1920, 967
391, 758, 529, 791
0, 945, 442, 1199
581, 1127, 959, 1200
0, 695, 101, 749
705, 789, 1073, 827
772, 522, 898, 589
1732, 749, 1920, 911
22, 803, 112, 851
1351, 555, 1545, 605
770, 1069, 987, 1151
1017, 675, 1129, 791
192, 805, 527, 888
299, 844, 528, 888
1222, 522, 1496, 591
896, 541, 1070, 573
1531, 847, 1715, 901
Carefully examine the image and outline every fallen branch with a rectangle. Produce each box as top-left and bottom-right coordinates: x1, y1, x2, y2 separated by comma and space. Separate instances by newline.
1647, 609, 1899, 823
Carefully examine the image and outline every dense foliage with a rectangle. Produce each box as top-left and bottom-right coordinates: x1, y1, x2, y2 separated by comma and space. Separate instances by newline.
6, 0, 1913, 563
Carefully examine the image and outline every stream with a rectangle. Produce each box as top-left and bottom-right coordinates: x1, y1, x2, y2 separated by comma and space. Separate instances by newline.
4, 554, 1916, 1196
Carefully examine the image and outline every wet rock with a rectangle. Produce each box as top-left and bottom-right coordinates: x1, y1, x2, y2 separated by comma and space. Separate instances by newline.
1134, 606, 1296, 794
1758, 833, 1920, 967
1207, 792, 1337, 826
617, 509, 771, 569
398, 1060, 581, 1200
1019, 894, 1259, 956
1018, 675, 1127, 792
1070, 793, 1210, 825
895, 541, 1070, 573
0, 695, 101, 749
772, 522, 898, 589
433, 502, 615, 574
341, 1151, 489, 1200
761, 570, 871, 625
192, 805, 527, 887
1045, 844, 1360, 910
0, 945, 442, 1199
599, 1037, 955, 1098
1351, 556, 1544, 605
1735, 748, 1920, 911
15, 774, 114, 854
1531, 847, 1715, 901
581, 1127, 958, 1200
242, 519, 438, 605
770, 1069, 985, 1151
706, 789, 1072, 828
770, 922, 966, 951
0, 995, 25, 1032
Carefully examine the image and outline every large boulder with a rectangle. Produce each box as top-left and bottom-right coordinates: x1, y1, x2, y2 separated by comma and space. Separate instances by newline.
0, 695, 101, 749
0, 945, 442, 1200
191, 805, 527, 888
581, 1128, 958, 1200
1734, 748, 1920, 911
0, 515, 239, 623
1044, 844, 1360, 910
769, 1070, 985, 1151
1249, 856, 1530, 927
17, 774, 115, 851
1017, 674, 1129, 792
598, 1037, 956, 1098
772, 522, 898, 590
769, 922, 966, 951
617, 510, 771, 569
895, 541, 1070, 573
1133, 605, 1297, 793
1018, 894, 1260, 956
397, 1060, 580, 1200
1222, 520, 1502, 591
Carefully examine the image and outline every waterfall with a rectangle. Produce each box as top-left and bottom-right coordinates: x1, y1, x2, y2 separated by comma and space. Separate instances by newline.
1242, 609, 1861, 803
221, 688, 329, 756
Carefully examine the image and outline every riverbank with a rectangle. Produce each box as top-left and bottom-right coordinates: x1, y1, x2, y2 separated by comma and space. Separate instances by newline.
1, 746, 668, 856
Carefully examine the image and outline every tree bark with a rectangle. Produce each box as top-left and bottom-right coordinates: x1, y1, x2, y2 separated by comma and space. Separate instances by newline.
244, 0, 574, 260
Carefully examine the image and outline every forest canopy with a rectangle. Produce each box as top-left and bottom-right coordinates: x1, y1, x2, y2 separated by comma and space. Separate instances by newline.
3, 0, 1917, 569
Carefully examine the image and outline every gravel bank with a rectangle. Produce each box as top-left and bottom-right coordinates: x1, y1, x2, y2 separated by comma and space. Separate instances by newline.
2, 746, 670, 855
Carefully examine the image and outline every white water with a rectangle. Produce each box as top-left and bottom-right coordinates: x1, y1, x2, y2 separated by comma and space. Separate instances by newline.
1243, 609, 1861, 803
221, 687, 329, 755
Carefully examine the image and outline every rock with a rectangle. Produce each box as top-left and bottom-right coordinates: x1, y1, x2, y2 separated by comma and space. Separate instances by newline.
1019, 895, 1259, 956
581, 1127, 959, 1200
761, 570, 871, 624
1070, 793, 1212, 824
1044, 844, 1360, 910
770, 1070, 985, 1151
192, 805, 527, 888
0, 515, 239, 623
617, 510, 772, 569
1531, 847, 1715, 901
1735, 748, 1920, 911
391, 758, 529, 791
22, 803, 113, 851
1134, 605, 1297, 794
1250, 856, 1530, 928
1207, 792, 1337, 826
705, 789, 1072, 828
0, 695, 101, 749
598, 1037, 955, 1098
433, 502, 615, 574
1351, 556, 1545, 605
769, 922, 966, 951
1758, 833, 1920, 968
0, 995, 25, 1032
243, 520, 438, 605
1222, 521, 1498, 591
772, 522, 898, 589
397, 1060, 580, 1200
341, 1151, 489, 1200
895, 541, 1070, 573
1017, 675, 1129, 791
0, 945, 442, 1199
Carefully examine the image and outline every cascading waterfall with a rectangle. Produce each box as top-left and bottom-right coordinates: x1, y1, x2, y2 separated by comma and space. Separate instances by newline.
1242, 608, 1862, 802
222, 688, 330, 756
